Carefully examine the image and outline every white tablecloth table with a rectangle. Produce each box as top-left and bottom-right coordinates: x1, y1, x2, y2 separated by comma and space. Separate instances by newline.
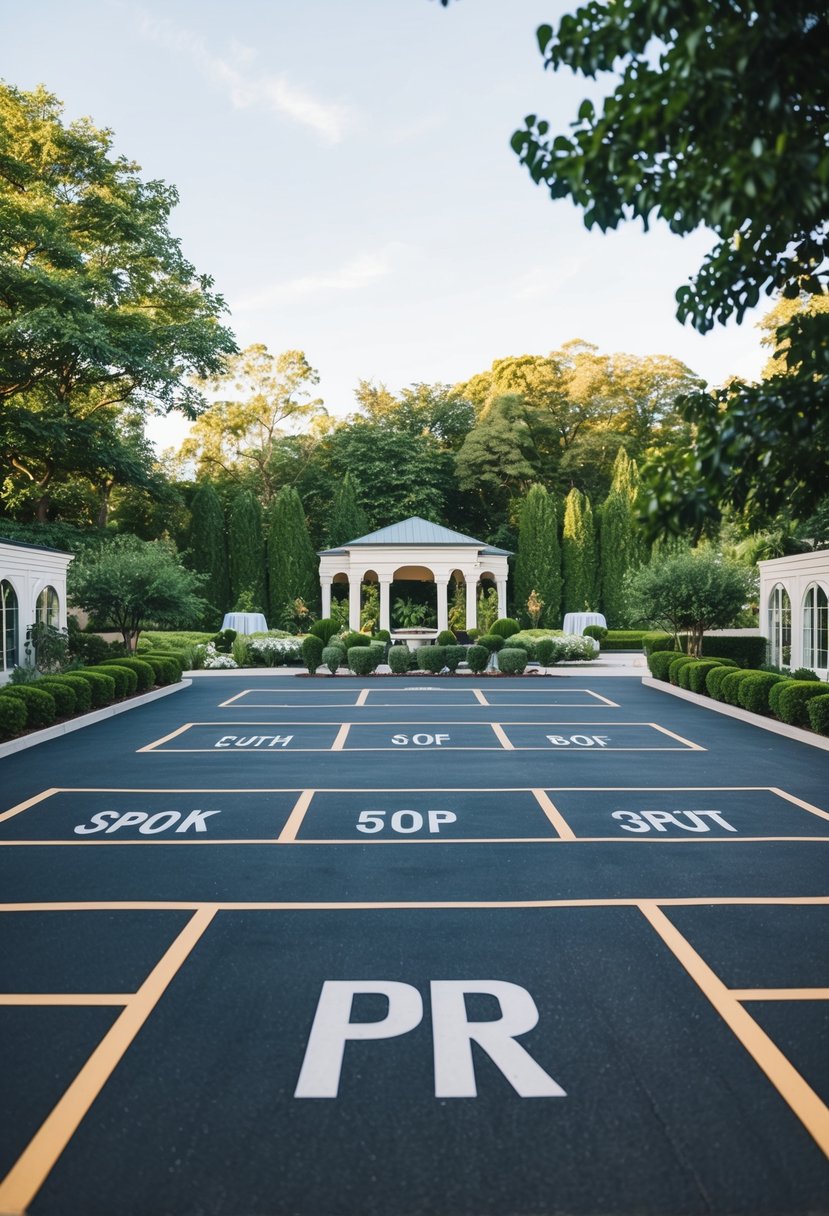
221, 612, 268, 635
562, 612, 607, 636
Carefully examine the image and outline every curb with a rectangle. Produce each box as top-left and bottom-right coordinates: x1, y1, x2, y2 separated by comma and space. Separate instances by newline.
0, 680, 192, 759
641, 676, 829, 752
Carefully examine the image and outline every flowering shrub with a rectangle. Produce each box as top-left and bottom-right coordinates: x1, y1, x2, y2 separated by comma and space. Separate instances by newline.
197, 642, 238, 670
246, 636, 302, 667
536, 634, 598, 665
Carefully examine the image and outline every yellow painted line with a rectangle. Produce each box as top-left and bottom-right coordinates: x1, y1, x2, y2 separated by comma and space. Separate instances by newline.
3, 834, 828, 849
0, 993, 132, 1006
0, 907, 217, 1214
217, 689, 250, 708
733, 989, 829, 1002
355, 689, 369, 706
331, 723, 351, 751
490, 723, 514, 750
532, 789, 576, 840
648, 722, 706, 751
0, 789, 60, 824
769, 787, 829, 823
277, 790, 315, 842
136, 723, 193, 753
640, 902, 829, 1160
473, 688, 489, 706
584, 690, 620, 708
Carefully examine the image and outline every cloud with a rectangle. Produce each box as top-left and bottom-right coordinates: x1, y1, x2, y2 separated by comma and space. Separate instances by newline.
233, 247, 404, 312
128, 7, 353, 143
512, 258, 584, 302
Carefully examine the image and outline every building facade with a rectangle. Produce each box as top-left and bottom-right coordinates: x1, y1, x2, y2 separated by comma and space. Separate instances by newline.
0, 539, 73, 684
758, 550, 829, 678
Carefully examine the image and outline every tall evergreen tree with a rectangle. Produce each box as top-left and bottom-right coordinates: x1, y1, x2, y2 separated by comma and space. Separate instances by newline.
599, 448, 646, 626
229, 488, 265, 612
513, 483, 561, 628
562, 487, 599, 614
327, 473, 369, 548
187, 482, 230, 627
268, 485, 319, 623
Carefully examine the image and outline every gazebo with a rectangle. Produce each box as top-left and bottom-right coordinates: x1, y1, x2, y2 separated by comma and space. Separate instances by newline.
318, 517, 511, 635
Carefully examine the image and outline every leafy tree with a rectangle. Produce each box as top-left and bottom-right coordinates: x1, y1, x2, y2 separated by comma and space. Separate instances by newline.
627, 549, 749, 656
186, 483, 230, 627
68, 535, 207, 652
513, 484, 561, 627
267, 486, 318, 623
562, 487, 598, 613
503, 2, 828, 529
228, 489, 265, 612
455, 395, 540, 502
326, 472, 369, 547
599, 449, 646, 625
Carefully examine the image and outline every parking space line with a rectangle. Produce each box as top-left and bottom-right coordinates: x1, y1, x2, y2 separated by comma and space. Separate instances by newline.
137, 723, 193, 753
769, 788, 829, 823
648, 723, 706, 751
217, 690, 249, 708
585, 690, 619, 708
732, 988, 829, 1002
331, 724, 351, 751
5, 897, 828, 913
0, 906, 217, 1215
531, 790, 576, 840
0, 993, 132, 1005
473, 688, 489, 705
355, 689, 369, 706
0, 789, 60, 823
639, 901, 829, 1159
490, 723, 513, 749
277, 790, 315, 842
3, 835, 828, 849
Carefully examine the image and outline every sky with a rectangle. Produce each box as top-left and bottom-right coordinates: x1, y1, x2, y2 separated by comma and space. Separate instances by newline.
3, 0, 772, 451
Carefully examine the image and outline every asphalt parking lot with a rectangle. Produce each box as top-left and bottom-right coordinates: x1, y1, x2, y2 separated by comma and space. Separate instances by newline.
1, 674, 828, 1215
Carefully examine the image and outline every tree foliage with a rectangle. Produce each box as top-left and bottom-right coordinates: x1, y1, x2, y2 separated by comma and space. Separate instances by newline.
228, 489, 265, 613
513, 483, 561, 627
562, 487, 598, 613
627, 549, 749, 656
186, 483, 230, 628
326, 472, 368, 548
267, 485, 318, 623
599, 448, 645, 625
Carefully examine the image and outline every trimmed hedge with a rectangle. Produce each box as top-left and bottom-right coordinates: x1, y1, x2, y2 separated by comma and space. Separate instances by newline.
54, 673, 93, 712
348, 646, 380, 676
74, 669, 117, 707
535, 638, 557, 667
701, 636, 766, 668
601, 630, 649, 651
776, 681, 829, 727
467, 644, 489, 674
738, 671, 787, 715
499, 648, 528, 674
140, 656, 179, 686
583, 624, 608, 641
686, 661, 726, 694
807, 695, 829, 736
301, 634, 324, 674
421, 646, 447, 674
642, 632, 674, 654
478, 634, 504, 654
0, 694, 27, 739
342, 632, 370, 650
437, 630, 457, 646
0, 685, 56, 728
720, 669, 755, 706
375, 629, 391, 643
668, 656, 697, 685
705, 666, 735, 701
322, 645, 343, 674
491, 618, 520, 639
768, 680, 790, 717
111, 657, 155, 691
35, 678, 77, 715
93, 665, 129, 698
647, 651, 684, 681
444, 645, 466, 673
507, 638, 537, 662
309, 618, 340, 644
98, 663, 139, 695
388, 644, 411, 674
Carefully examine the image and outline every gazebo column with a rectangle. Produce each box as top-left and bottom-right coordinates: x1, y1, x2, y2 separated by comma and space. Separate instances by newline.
496, 577, 508, 621
436, 577, 449, 632
465, 573, 478, 632
379, 575, 392, 633
348, 577, 362, 631
320, 577, 332, 620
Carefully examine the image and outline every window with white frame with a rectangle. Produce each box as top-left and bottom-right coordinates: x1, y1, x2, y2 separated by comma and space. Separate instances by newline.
802, 584, 828, 671
36, 585, 60, 629
1, 580, 19, 671
767, 583, 791, 668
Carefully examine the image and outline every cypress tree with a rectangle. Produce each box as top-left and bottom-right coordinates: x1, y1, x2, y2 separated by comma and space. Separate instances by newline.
229, 488, 265, 612
599, 448, 646, 625
187, 482, 230, 627
562, 487, 599, 614
268, 486, 319, 623
513, 483, 562, 627
327, 473, 369, 548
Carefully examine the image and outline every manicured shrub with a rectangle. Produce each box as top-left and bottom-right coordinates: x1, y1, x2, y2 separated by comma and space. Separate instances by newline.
491, 618, 520, 639
443, 645, 466, 673
98, 664, 139, 695
388, 644, 411, 674
642, 632, 674, 654
93, 665, 129, 698
68, 631, 111, 665
140, 656, 178, 686
478, 634, 504, 654
437, 629, 456, 646
467, 628, 480, 641
738, 671, 787, 715
686, 661, 727, 694
678, 660, 705, 690
421, 646, 448, 674
777, 681, 829, 727
648, 651, 684, 681
348, 646, 379, 675
705, 665, 735, 701
466, 644, 489, 674
375, 629, 391, 643
310, 618, 340, 644
36, 678, 77, 716
668, 656, 697, 685
55, 673, 93, 712
0, 693, 28, 737
111, 657, 155, 691
720, 669, 755, 706
322, 645, 343, 674
301, 634, 324, 674
583, 624, 608, 642
499, 648, 528, 674
701, 636, 767, 669
768, 679, 792, 717
0, 685, 56, 728
507, 638, 537, 662
600, 630, 649, 651
807, 695, 829, 736
791, 667, 820, 682
342, 632, 370, 650
74, 669, 117, 707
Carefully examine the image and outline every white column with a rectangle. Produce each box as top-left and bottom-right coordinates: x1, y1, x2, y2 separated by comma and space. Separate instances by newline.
436, 578, 449, 632
379, 576, 392, 633
465, 573, 478, 632
348, 577, 362, 631
320, 577, 332, 620
496, 578, 508, 621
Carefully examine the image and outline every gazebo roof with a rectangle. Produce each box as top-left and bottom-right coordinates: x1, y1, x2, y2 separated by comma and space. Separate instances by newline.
319, 516, 511, 557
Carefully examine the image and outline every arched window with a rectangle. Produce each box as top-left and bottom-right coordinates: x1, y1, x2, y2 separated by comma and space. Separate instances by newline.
1, 580, 19, 672
767, 583, 791, 668
36, 585, 60, 629
802, 584, 828, 671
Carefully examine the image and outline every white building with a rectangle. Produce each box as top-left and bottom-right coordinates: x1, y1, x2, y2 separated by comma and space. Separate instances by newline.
318, 517, 511, 634
759, 550, 829, 678
0, 538, 73, 684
